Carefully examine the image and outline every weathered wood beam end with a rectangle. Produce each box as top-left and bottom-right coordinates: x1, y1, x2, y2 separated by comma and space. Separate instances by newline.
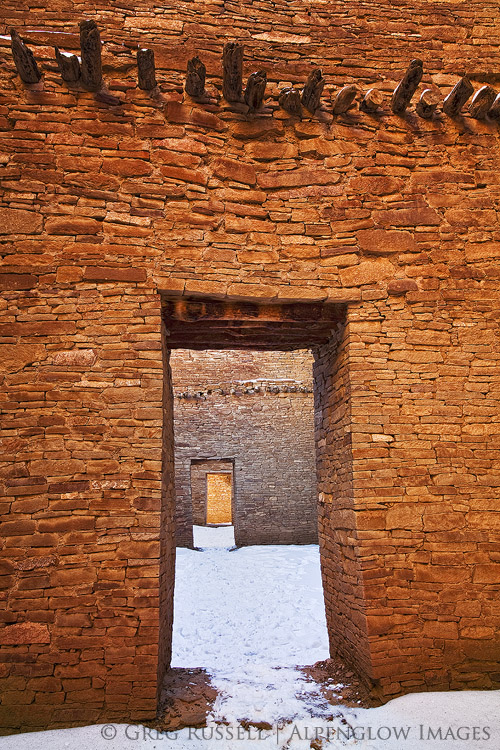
55, 47, 80, 83
360, 88, 384, 113
442, 76, 474, 117
222, 42, 243, 102
469, 85, 497, 119
331, 84, 358, 114
416, 88, 440, 119
137, 47, 157, 91
244, 70, 267, 110
278, 87, 302, 118
301, 68, 325, 113
10, 28, 42, 84
80, 19, 102, 92
391, 58, 423, 115
185, 56, 206, 98
488, 93, 500, 120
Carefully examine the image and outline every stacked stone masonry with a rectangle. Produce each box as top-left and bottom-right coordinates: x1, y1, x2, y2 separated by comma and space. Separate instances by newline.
171, 349, 317, 548
1, 0, 500, 734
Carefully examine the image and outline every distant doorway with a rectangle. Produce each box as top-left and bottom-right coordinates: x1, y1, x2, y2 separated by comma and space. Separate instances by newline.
190, 458, 234, 526
206, 472, 232, 525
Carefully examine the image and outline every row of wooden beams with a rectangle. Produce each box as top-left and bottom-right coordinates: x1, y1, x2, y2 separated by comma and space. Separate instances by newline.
9, 26, 500, 121
390, 59, 423, 115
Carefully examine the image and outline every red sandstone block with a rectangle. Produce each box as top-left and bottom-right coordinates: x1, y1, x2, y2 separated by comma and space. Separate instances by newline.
356, 510, 386, 530
245, 142, 296, 160
406, 330, 451, 346
473, 565, 500, 584
356, 229, 416, 255
27, 677, 62, 692
258, 168, 340, 189
116, 540, 160, 558
373, 207, 440, 226
164, 102, 225, 132
387, 279, 419, 294
54, 707, 103, 722
226, 283, 278, 301
0, 207, 42, 234
0, 322, 76, 337
411, 170, 474, 184
5, 483, 47, 496
45, 217, 102, 235
83, 266, 147, 283
160, 165, 208, 186
340, 259, 394, 287
415, 565, 470, 583
0, 273, 37, 290
423, 620, 459, 639
0, 623, 50, 645
0, 520, 36, 535
102, 159, 152, 177
2, 690, 36, 706
461, 640, 500, 663
14, 557, 56, 572
232, 120, 284, 140
47, 480, 90, 494
225, 215, 274, 233
349, 175, 404, 195
37, 517, 94, 532
29, 458, 84, 477
17, 575, 50, 591
50, 568, 96, 586
62, 677, 92, 692
213, 157, 256, 186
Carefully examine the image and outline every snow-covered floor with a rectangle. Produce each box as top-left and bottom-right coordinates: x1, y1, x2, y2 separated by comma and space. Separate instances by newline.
173, 525, 330, 724
2, 527, 500, 749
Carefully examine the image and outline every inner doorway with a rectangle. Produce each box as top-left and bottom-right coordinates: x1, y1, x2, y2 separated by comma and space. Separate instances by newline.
206, 473, 232, 524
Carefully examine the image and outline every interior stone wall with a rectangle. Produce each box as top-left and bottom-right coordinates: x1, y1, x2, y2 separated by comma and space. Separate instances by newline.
171, 349, 317, 548
1, 0, 500, 733
313, 323, 373, 683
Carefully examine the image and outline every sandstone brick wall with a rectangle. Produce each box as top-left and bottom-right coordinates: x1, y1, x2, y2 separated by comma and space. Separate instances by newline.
1, 0, 500, 732
314, 324, 373, 682
171, 349, 317, 547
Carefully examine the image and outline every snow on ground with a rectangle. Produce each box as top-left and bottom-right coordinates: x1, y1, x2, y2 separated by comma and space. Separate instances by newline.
3, 691, 500, 750
193, 524, 235, 549
2, 527, 500, 749
173, 525, 329, 724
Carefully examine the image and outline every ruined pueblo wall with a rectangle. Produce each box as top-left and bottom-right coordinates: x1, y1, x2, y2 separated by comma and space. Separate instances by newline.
170, 349, 317, 547
1, 0, 500, 732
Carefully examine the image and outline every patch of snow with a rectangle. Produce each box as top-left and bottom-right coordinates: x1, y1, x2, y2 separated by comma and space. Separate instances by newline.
3, 690, 500, 750
193, 524, 235, 549
172, 527, 329, 724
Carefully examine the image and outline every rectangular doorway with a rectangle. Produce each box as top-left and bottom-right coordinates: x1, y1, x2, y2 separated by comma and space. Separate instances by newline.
158, 296, 369, 714
190, 458, 234, 527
